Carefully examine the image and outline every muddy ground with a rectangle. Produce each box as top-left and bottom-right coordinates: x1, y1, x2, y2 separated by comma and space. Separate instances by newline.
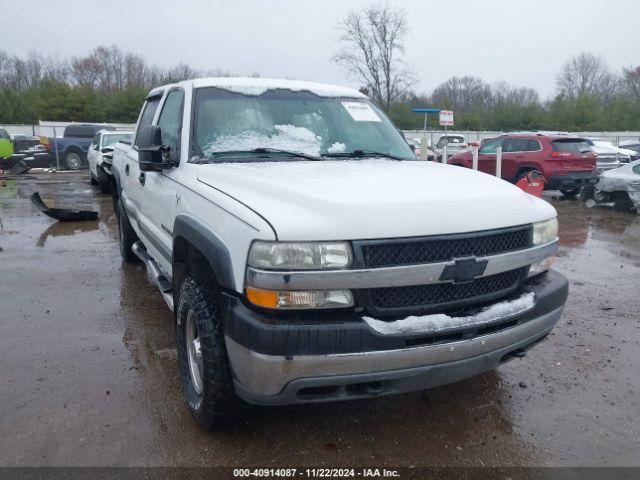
0, 171, 638, 468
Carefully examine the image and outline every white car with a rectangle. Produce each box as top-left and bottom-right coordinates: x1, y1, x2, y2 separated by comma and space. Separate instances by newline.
584, 138, 630, 171
433, 134, 468, 161
88, 130, 134, 193
111, 77, 566, 429
593, 159, 640, 213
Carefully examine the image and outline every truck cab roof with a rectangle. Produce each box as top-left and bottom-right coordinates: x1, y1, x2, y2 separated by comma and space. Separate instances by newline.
147, 77, 367, 99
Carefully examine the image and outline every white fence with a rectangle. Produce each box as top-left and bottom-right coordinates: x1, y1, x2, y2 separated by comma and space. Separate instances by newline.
1, 121, 135, 138
403, 130, 640, 147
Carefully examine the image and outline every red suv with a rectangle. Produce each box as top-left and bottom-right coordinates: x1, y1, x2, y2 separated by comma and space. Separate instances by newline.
448, 134, 597, 197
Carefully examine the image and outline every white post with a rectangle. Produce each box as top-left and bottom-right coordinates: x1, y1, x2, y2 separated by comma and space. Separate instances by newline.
496, 146, 503, 179
472, 145, 479, 170
442, 124, 448, 164
420, 135, 428, 160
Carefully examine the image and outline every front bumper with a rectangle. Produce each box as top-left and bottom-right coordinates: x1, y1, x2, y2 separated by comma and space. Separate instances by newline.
224, 270, 568, 405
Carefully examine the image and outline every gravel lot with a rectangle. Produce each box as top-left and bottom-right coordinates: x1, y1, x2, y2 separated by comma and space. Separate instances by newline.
0, 171, 638, 468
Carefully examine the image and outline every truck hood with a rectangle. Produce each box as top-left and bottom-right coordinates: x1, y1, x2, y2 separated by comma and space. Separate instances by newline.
196, 159, 556, 240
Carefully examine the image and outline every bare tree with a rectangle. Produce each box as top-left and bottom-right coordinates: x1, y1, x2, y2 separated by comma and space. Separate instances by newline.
431, 76, 492, 113
622, 66, 640, 102
334, 4, 415, 111
556, 52, 613, 98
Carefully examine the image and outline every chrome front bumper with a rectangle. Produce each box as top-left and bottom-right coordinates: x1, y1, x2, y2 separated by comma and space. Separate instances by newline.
226, 303, 564, 405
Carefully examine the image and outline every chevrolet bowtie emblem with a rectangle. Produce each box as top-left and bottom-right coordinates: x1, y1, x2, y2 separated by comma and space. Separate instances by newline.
440, 257, 488, 284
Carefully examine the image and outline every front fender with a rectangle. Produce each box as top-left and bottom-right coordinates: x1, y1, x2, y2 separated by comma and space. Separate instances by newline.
172, 215, 235, 291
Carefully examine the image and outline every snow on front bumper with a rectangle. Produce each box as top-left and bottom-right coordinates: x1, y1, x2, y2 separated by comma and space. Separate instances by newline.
225, 271, 568, 405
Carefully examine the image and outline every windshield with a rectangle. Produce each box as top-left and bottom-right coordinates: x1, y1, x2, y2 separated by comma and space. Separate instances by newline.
191, 87, 415, 161
102, 133, 133, 147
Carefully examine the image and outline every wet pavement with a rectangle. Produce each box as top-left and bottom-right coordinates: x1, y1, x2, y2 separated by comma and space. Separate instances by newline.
0, 172, 638, 467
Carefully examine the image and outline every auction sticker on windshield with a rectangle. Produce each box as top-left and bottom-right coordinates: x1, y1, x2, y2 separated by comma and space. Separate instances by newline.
342, 101, 382, 122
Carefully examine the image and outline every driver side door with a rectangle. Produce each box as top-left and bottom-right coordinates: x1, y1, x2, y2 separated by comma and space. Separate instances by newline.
138, 88, 185, 276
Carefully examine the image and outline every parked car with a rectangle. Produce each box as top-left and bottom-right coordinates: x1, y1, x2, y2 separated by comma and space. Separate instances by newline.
448, 133, 597, 198
583, 138, 630, 169
0, 130, 50, 171
0, 128, 13, 159
46, 124, 115, 170
433, 134, 468, 161
111, 78, 567, 429
10, 134, 49, 166
590, 159, 640, 213
405, 137, 435, 160
619, 139, 640, 155
87, 130, 134, 193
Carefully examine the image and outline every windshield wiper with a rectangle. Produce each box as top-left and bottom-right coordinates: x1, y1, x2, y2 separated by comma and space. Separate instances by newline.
321, 149, 405, 161
197, 148, 322, 163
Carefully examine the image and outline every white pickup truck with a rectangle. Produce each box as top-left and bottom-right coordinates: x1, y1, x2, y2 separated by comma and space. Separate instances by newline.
111, 77, 567, 429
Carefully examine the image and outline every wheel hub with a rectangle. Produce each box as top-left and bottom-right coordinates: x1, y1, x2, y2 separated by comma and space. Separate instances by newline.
185, 310, 204, 395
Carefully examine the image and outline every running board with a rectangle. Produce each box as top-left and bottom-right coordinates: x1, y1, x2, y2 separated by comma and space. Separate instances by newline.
131, 241, 174, 312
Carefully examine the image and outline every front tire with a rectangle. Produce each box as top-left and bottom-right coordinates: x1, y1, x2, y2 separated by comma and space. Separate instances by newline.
560, 186, 581, 199
97, 166, 111, 194
176, 275, 243, 429
117, 200, 139, 263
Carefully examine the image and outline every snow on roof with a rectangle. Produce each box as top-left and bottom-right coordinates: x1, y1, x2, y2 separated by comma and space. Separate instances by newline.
178, 77, 367, 98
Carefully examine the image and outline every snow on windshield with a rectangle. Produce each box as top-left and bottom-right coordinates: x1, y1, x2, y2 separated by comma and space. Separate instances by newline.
202, 124, 323, 157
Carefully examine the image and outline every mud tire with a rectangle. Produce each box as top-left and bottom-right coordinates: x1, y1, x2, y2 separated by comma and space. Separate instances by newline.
176, 274, 245, 429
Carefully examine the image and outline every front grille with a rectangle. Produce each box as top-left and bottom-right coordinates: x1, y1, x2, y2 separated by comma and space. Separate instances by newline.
364, 267, 527, 317
360, 226, 532, 268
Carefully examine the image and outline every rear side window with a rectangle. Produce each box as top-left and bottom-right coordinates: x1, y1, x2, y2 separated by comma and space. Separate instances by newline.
553, 139, 591, 154
632, 164, 640, 175
525, 139, 541, 151
501, 138, 539, 152
135, 96, 162, 147
65, 125, 95, 138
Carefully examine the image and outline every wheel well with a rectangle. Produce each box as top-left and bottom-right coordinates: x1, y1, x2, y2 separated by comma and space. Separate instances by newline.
172, 236, 218, 303
65, 146, 83, 157
516, 166, 539, 178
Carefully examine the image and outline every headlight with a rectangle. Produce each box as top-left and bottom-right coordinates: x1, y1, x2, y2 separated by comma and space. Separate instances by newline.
246, 287, 354, 309
529, 217, 558, 277
532, 218, 558, 246
248, 241, 352, 270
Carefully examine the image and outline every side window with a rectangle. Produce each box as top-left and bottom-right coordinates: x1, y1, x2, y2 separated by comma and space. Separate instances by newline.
157, 90, 185, 162
0, 129, 9, 140
632, 164, 640, 175
479, 139, 502, 154
134, 96, 162, 147
502, 138, 523, 152
526, 139, 541, 152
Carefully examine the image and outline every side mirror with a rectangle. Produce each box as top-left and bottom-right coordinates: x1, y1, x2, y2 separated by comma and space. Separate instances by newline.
137, 125, 173, 171
408, 143, 416, 153
101, 147, 113, 154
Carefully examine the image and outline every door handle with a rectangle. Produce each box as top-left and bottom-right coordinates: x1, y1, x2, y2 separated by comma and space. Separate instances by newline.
125, 164, 130, 176
138, 172, 146, 186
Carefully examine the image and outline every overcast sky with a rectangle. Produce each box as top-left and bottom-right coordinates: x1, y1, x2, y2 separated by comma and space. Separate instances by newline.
3, 0, 639, 99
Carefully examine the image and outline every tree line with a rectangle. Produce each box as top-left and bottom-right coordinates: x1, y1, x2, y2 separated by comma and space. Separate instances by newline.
2, 9, 640, 133
335, 5, 640, 132
0, 45, 236, 124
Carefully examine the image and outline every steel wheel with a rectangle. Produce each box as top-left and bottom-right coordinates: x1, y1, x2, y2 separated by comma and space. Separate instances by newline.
66, 152, 82, 170
185, 309, 204, 395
